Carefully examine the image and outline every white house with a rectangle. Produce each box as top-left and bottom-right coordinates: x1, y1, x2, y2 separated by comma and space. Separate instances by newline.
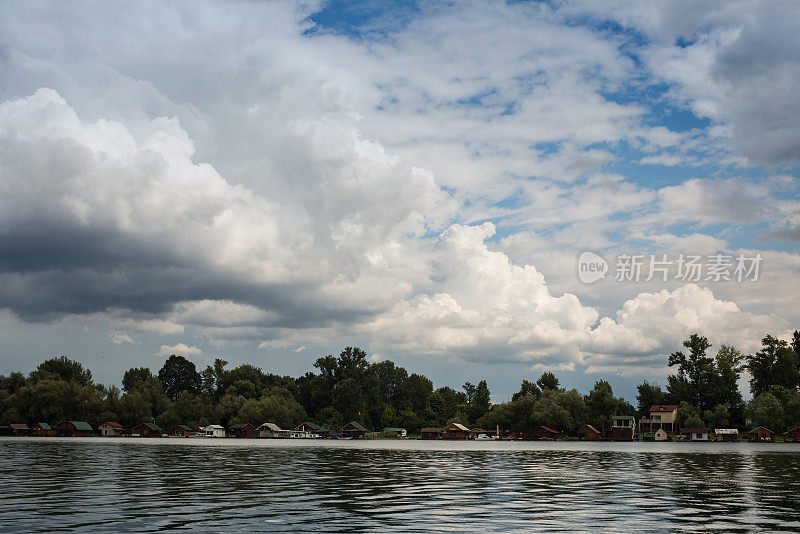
202, 424, 226, 438
681, 428, 710, 441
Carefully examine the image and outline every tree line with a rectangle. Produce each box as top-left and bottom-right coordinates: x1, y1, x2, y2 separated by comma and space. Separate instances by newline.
1, 331, 799, 434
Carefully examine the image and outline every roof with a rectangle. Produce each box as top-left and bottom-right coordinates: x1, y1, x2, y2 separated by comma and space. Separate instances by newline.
749, 426, 772, 433
297, 422, 328, 432
382, 427, 405, 432
420, 428, 442, 433
578, 424, 600, 434
259, 423, 284, 432
444, 423, 469, 431
538, 425, 560, 434
342, 421, 367, 431
612, 415, 635, 420
134, 422, 163, 433
10, 423, 29, 430
229, 423, 254, 430
205, 424, 225, 430
36, 423, 51, 430
680, 428, 710, 433
784, 427, 800, 434
173, 424, 193, 431
714, 428, 738, 434
649, 404, 678, 413
103, 421, 125, 429
66, 421, 93, 431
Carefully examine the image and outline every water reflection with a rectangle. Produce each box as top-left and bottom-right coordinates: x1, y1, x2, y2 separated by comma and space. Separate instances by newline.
2, 438, 800, 532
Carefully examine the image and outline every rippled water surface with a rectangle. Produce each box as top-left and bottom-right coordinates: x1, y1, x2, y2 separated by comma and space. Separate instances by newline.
2, 438, 800, 532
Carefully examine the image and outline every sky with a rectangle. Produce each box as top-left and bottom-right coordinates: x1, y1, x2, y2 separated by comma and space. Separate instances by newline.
0, 0, 798, 401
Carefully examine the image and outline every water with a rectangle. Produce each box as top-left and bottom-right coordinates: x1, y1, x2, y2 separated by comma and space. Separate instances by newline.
2, 438, 800, 532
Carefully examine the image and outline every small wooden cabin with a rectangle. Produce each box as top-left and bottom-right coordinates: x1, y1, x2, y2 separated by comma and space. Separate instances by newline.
10, 423, 31, 436
441, 423, 470, 440
99, 422, 125, 436
532, 425, 562, 440
341, 421, 367, 439
420, 428, 442, 439
229, 423, 255, 439
714, 429, 738, 442
749, 426, 773, 442
654, 428, 668, 441
34, 423, 57, 437
295, 422, 329, 438
611, 416, 635, 441
171, 424, 194, 437
130, 422, 164, 438
576, 424, 601, 441
784, 427, 800, 442
680, 428, 710, 441
57, 421, 92, 437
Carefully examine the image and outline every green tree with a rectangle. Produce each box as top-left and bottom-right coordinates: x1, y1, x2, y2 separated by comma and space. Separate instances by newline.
668, 334, 715, 410
536, 372, 560, 392
635, 381, 664, 418
512, 379, 541, 401
122, 367, 154, 392
745, 392, 785, 432
158, 355, 201, 400
747, 335, 800, 396
31, 356, 93, 386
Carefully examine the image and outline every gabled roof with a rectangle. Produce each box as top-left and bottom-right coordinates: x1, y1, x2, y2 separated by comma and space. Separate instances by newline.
680, 428, 710, 433
715, 428, 738, 434
36, 423, 51, 430
382, 427, 405, 432
229, 423, 254, 430
133, 422, 163, 433
342, 421, 367, 431
749, 426, 772, 433
538, 425, 560, 434
172, 424, 193, 431
578, 424, 600, 434
10, 423, 29, 430
784, 427, 800, 435
259, 423, 283, 432
102, 421, 125, 429
649, 404, 678, 413
65, 421, 93, 431
444, 423, 469, 431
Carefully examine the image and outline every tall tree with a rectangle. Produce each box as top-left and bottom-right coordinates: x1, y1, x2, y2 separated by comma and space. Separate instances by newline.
537, 372, 560, 392
747, 335, 800, 396
635, 381, 664, 418
122, 367, 154, 392
158, 355, 201, 400
668, 334, 715, 410
31, 356, 93, 386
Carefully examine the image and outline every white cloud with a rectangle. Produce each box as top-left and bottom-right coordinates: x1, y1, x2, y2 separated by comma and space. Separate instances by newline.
156, 343, 203, 358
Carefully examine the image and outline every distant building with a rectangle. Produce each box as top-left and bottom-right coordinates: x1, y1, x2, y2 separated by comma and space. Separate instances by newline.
98, 422, 125, 436
259, 422, 291, 438
10, 423, 30, 436
382, 427, 407, 438
654, 428, 668, 441
680, 428, 710, 441
202, 425, 226, 438
131, 422, 164, 437
784, 427, 800, 442
531, 426, 562, 440
420, 428, 442, 439
229, 423, 255, 439
611, 416, 635, 441
57, 421, 92, 437
341, 421, 367, 439
171, 424, 194, 437
749, 426, 773, 442
295, 422, 329, 438
576, 424, 601, 441
714, 429, 738, 442
33, 423, 57, 437
441, 423, 470, 440
639, 405, 678, 434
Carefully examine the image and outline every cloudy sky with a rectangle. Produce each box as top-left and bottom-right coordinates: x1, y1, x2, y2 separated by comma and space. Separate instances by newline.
0, 0, 798, 400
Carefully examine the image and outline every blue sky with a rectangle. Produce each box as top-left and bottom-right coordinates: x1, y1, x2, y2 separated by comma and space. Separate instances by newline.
0, 0, 798, 401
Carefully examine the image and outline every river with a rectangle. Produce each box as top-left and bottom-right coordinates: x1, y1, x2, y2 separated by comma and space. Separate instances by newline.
2, 437, 800, 532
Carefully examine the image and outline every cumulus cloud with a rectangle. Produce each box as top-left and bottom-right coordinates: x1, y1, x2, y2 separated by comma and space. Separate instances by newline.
156, 343, 204, 358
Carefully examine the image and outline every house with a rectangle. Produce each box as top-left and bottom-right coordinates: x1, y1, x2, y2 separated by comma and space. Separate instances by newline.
654, 428, 668, 441
57, 421, 92, 437
229, 423, 255, 439
171, 424, 194, 437
640, 404, 679, 434
420, 428, 442, 439
98, 422, 125, 436
749, 426, 773, 442
341, 421, 367, 439
259, 422, 290, 438
382, 427, 407, 438
441, 423, 470, 440
295, 422, 329, 438
33, 423, 57, 437
202, 425, 226, 438
10, 423, 31, 436
611, 415, 636, 441
531, 425, 562, 440
576, 424, 601, 441
680, 428, 710, 441
784, 427, 800, 442
130, 422, 164, 437
715, 428, 738, 442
